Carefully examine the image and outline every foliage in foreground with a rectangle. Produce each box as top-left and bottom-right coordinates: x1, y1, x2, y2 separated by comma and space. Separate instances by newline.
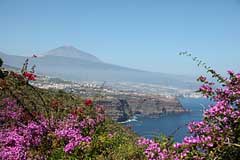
0, 58, 145, 159
137, 55, 240, 159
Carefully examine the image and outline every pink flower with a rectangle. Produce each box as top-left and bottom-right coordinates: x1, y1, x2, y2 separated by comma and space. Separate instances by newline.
197, 76, 207, 82
227, 70, 234, 75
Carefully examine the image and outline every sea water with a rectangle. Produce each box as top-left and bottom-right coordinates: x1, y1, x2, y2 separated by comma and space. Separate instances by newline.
125, 98, 213, 142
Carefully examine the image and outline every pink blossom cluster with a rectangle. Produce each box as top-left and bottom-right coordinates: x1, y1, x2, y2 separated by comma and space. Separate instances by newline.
0, 122, 47, 159
137, 138, 168, 160
53, 105, 105, 153
0, 98, 23, 121
0, 97, 106, 159
199, 84, 213, 97
54, 114, 92, 153
0, 129, 27, 160
199, 71, 240, 104
0, 99, 47, 160
137, 70, 240, 159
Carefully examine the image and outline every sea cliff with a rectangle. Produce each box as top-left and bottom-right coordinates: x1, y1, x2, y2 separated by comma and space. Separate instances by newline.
96, 94, 186, 122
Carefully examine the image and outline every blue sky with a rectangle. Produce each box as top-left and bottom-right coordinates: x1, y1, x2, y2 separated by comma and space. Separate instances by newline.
0, 0, 240, 76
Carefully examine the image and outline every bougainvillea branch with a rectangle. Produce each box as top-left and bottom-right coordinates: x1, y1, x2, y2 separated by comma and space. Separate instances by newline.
137, 54, 240, 159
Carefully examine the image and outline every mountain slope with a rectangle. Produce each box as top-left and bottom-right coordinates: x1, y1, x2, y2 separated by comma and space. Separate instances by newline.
0, 47, 197, 89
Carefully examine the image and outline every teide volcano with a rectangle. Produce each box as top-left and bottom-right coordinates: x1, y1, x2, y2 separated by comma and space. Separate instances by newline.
0, 46, 196, 89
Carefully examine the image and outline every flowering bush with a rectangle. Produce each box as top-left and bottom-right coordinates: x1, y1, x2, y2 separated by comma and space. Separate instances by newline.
0, 98, 48, 159
0, 96, 107, 159
0, 60, 107, 159
137, 69, 240, 159
0, 58, 146, 159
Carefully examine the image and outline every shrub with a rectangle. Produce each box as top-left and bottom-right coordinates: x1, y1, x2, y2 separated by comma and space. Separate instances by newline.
0, 59, 144, 159
137, 55, 240, 159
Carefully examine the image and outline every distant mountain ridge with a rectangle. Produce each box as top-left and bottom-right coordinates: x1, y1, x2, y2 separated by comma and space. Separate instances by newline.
0, 46, 197, 89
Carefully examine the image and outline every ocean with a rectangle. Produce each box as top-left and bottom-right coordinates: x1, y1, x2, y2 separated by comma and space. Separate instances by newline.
124, 98, 213, 142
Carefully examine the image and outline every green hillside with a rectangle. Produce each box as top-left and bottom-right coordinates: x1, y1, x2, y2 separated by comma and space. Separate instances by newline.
0, 64, 145, 159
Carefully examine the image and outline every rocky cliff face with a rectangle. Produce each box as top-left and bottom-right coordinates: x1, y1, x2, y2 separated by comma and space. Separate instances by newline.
97, 95, 185, 122
126, 96, 185, 116
96, 98, 133, 122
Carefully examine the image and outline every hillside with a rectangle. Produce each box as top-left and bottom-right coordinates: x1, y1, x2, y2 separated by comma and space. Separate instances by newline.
0, 65, 145, 159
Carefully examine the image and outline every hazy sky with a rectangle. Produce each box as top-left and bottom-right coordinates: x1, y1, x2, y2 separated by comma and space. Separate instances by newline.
0, 0, 240, 76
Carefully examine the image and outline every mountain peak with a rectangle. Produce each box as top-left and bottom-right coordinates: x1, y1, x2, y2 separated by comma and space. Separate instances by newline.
44, 46, 102, 63
57, 45, 76, 50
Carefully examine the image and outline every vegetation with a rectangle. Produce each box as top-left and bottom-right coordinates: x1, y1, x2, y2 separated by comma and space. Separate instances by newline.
136, 53, 240, 159
1, 55, 240, 159
0, 60, 145, 159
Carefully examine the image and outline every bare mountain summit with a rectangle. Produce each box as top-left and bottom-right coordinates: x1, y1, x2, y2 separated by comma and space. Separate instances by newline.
44, 46, 102, 63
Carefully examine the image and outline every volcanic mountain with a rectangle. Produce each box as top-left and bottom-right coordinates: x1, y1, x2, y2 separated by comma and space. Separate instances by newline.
0, 46, 196, 89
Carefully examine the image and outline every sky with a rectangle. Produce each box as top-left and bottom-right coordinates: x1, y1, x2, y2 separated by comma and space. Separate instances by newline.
0, 0, 240, 76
